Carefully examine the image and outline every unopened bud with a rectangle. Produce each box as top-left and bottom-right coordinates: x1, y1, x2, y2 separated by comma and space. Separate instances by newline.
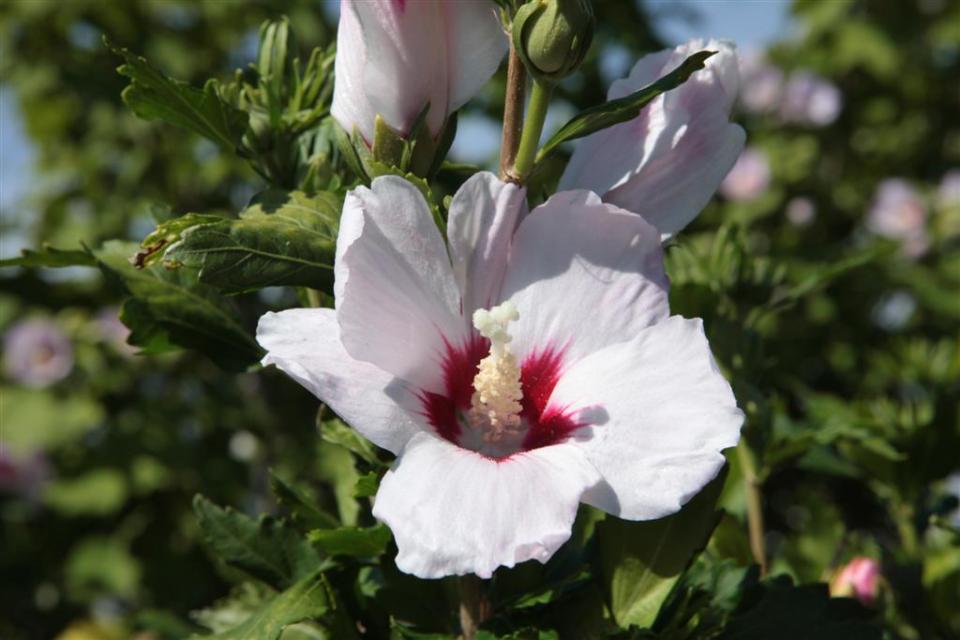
513, 0, 594, 83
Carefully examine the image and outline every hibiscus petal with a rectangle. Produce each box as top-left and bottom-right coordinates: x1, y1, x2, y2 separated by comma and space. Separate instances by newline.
373, 432, 601, 578
336, 176, 464, 394
447, 172, 527, 320
560, 39, 744, 238
331, 1, 378, 143
500, 190, 669, 363
548, 316, 743, 520
446, 2, 509, 112
257, 308, 420, 455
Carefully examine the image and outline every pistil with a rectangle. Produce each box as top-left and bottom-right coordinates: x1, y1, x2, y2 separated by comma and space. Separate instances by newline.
468, 301, 524, 442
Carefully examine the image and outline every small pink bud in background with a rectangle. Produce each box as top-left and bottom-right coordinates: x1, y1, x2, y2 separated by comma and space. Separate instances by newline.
830, 556, 881, 606
720, 147, 771, 202
786, 196, 816, 227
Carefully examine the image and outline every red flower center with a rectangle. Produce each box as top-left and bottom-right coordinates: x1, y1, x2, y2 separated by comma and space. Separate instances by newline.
418, 335, 583, 459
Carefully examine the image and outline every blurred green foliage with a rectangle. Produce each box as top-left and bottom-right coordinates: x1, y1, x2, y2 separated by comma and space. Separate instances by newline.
1, 0, 958, 638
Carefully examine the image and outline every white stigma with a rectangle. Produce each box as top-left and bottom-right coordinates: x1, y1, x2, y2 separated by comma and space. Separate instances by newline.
468, 301, 524, 442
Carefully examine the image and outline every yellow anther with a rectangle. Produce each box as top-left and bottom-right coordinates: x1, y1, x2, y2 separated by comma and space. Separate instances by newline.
468, 302, 524, 442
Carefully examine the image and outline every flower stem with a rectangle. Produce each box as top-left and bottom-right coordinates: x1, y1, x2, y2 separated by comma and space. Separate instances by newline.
458, 575, 490, 640
510, 80, 553, 183
306, 288, 323, 308
738, 441, 768, 576
499, 39, 526, 182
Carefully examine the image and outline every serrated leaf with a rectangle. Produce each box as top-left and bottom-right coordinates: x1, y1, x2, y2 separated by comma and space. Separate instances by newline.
270, 473, 340, 530
0, 244, 96, 268
95, 240, 260, 370
163, 190, 339, 294
136, 213, 226, 268
193, 495, 324, 589
537, 50, 716, 161
308, 525, 391, 558
597, 469, 726, 629
197, 570, 335, 640
108, 39, 248, 150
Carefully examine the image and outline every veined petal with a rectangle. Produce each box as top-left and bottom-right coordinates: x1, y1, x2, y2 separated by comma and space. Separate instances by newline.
560, 39, 744, 238
336, 176, 464, 394
447, 172, 527, 320
549, 316, 743, 520
373, 432, 601, 578
257, 308, 420, 455
501, 190, 669, 364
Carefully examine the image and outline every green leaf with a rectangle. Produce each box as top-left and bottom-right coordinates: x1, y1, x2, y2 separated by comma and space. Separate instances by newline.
193, 495, 324, 589
65, 535, 141, 602
308, 525, 391, 558
0, 244, 96, 268
136, 213, 226, 268
108, 38, 248, 150
537, 50, 716, 160
596, 469, 726, 629
163, 191, 339, 294
319, 418, 380, 465
354, 472, 379, 498
95, 240, 261, 370
198, 571, 336, 640
270, 473, 340, 531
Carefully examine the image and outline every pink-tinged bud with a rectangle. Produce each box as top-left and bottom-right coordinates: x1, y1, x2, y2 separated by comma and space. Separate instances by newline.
830, 556, 881, 606
331, 0, 507, 145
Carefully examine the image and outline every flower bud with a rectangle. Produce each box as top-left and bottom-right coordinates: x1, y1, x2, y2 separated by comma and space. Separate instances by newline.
829, 556, 881, 606
513, 0, 595, 83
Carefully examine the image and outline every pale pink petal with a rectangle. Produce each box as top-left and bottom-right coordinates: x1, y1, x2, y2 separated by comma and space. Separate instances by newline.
331, 1, 379, 142
560, 39, 744, 238
257, 308, 421, 455
500, 190, 669, 363
373, 432, 601, 578
447, 172, 527, 320
446, 2, 509, 111
549, 316, 743, 520
336, 176, 464, 394
343, 1, 505, 138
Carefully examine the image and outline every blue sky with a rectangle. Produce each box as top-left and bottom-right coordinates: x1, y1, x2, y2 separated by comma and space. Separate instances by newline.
0, 0, 793, 258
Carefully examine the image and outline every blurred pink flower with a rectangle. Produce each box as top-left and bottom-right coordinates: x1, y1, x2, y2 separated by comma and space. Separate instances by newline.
786, 197, 817, 226
937, 169, 960, 207
739, 51, 784, 114
780, 71, 842, 127
3, 318, 74, 387
866, 179, 929, 257
0, 450, 51, 501
720, 148, 771, 202
830, 556, 881, 606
